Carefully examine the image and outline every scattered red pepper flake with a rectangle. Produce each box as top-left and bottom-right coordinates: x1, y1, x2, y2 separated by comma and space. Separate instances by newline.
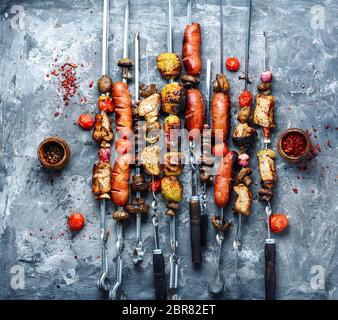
89, 80, 94, 88
327, 140, 332, 148
292, 188, 298, 194
315, 143, 321, 152
281, 132, 307, 157
324, 124, 330, 129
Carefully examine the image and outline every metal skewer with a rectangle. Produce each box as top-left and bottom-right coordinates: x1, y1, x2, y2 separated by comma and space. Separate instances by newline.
262, 31, 276, 300
208, 0, 226, 296
233, 0, 253, 257
97, 0, 111, 293
132, 31, 145, 265
166, 0, 179, 301
200, 59, 212, 247
109, 0, 130, 300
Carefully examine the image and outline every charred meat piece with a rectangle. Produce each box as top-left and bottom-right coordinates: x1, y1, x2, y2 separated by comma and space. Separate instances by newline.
211, 215, 232, 233
237, 106, 251, 123
157, 53, 182, 80
139, 145, 161, 176
253, 94, 275, 128
232, 122, 257, 148
161, 176, 183, 202
137, 93, 160, 124
131, 174, 149, 192
125, 197, 150, 215
161, 82, 185, 115
92, 113, 114, 146
259, 187, 274, 203
257, 149, 277, 185
233, 184, 252, 216
92, 160, 111, 200
162, 152, 184, 176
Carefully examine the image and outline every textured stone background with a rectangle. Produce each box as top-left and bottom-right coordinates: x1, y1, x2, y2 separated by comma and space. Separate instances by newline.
0, 0, 337, 300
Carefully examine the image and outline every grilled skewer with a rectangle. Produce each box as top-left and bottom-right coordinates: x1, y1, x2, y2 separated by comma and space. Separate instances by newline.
110, 0, 131, 301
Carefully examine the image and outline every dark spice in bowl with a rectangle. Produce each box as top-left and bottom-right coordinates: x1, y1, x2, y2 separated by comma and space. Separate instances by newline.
281, 131, 306, 157
43, 142, 65, 165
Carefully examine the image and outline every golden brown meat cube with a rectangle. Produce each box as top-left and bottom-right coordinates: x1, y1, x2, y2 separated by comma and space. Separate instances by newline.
253, 94, 275, 128
92, 161, 111, 199
233, 184, 252, 216
157, 53, 182, 80
92, 113, 114, 146
139, 145, 161, 176
257, 149, 277, 184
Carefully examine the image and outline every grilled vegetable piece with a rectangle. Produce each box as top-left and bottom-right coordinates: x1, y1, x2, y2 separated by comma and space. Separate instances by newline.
211, 215, 232, 233
161, 176, 183, 202
111, 153, 132, 207
92, 160, 111, 200
164, 114, 181, 150
161, 82, 185, 115
162, 152, 184, 176
92, 113, 114, 146
139, 145, 161, 176
257, 149, 277, 185
182, 23, 202, 76
233, 184, 252, 216
157, 53, 182, 80
112, 210, 129, 223
137, 93, 161, 124
98, 75, 113, 93
253, 94, 275, 128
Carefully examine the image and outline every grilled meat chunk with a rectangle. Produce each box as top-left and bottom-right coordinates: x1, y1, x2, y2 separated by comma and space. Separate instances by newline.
253, 94, 275, 128
92, 113, 114, 146
92, 160, 111, 200
139, 145, 161, 176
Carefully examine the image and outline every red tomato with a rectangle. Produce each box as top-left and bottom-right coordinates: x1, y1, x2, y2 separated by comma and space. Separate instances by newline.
239, 90, 253, 107
226, 57, 240, 72
98, 96, 114, 113
78, 114, 95, 130
115, 138, 133, 155
270, 214, 288, 233
213, 143, 228, 157
68, 212, 85, 231
150, 178, 161, 193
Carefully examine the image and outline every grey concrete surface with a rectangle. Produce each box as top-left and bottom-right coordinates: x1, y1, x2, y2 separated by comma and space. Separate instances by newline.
0, 0, 337, 300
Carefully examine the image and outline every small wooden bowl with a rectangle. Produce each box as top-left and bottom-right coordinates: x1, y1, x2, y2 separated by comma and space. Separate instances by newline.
37, 137, 71, 170
277, 128, 310, 163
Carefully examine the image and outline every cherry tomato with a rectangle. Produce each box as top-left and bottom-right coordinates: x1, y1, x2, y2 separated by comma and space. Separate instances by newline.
115, 138, 133, 155
239, 90, 253, 107
78, 114, 95, 130
68, 212, 85, 231
270, 214, 288, 233
213, 143, 228, 157
98, 95, 114, 113
226, 57, 240, 72
150, 178, 161, 193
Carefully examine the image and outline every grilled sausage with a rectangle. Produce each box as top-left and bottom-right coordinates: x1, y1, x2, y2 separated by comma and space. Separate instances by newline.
214, 150, 237, 208
212, 92, 230, 144
112, 81, 133, 138
182, 23, 202, 76
185, 88, 204, 139
111, 153, 132, 207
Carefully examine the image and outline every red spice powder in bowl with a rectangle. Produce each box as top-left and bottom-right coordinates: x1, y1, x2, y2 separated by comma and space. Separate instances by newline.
277, 129, 311, 163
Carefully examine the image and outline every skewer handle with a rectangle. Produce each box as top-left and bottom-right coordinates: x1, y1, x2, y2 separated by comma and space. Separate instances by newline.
265, 241, 276, 300
200, 214, 208, 247
153, 253, 168, 300
190, 196, 202, 264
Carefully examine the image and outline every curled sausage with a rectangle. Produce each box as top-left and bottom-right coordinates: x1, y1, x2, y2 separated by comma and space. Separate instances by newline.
214, 150, 237, 208
212, 92, 230, 144
112, 81, 133, 138
111, 153, 132, 207
185, 88, 204, 139
182, 23, 202, 76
